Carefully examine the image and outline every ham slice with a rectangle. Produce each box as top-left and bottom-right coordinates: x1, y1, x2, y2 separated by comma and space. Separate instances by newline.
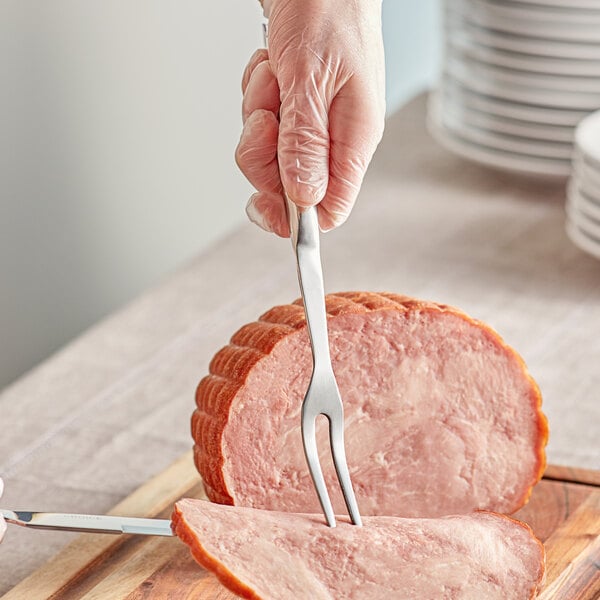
172, 499, 545, 600
193, 292, 547, 517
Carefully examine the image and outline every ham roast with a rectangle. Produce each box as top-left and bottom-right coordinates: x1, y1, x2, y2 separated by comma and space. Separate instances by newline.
172, 499, 545, 600
193, 292, 548, 517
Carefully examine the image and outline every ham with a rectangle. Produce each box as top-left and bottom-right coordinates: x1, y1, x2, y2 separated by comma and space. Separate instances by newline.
172, 499, 545, 600
193, 292, 547, 517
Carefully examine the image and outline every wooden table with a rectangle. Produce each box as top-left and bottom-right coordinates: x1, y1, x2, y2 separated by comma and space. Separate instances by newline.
1, 94, 599, 594
3, 454, 599, 599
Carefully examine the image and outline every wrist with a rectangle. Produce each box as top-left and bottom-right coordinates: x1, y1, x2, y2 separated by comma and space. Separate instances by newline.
262, 0, 382, 20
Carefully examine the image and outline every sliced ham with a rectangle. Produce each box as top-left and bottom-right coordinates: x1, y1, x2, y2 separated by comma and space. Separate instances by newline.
193, 291, 547, 517
172, 499, 545, 600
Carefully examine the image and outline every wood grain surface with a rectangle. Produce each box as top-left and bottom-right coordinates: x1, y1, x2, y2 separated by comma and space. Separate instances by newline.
538, 492, 600, 600
3, 453, 599, 600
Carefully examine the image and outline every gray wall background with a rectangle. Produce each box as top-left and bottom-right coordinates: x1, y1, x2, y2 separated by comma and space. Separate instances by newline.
0, 1, 441, 389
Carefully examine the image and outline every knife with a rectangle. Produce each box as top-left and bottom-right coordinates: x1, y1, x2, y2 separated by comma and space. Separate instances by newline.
1, 509, 173, 537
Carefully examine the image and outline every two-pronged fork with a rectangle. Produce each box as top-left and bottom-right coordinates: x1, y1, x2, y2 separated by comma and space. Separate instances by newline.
286, 198, 362, 528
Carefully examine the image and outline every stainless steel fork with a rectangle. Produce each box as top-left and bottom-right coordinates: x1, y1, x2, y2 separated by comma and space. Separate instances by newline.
287, 197, 362, 528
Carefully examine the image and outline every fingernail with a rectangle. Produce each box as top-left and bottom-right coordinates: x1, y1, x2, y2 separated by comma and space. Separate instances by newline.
246, 195, 274, 233
291, 183, 324, 207
318, 208, 348, 233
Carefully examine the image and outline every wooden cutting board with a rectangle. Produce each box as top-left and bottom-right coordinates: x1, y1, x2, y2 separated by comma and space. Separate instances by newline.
3, 453, 599, 600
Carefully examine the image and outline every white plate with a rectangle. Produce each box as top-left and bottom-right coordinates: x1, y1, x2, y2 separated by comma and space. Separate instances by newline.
446, 44, 600, 93
437, 101, 574, 159
427, 103, 571, 177
447, 16, 600, 60
441, 78, 592, 127
445, 56, 600, 110
448, 0, 600, 43
448, 34, 600, 77
441, 91, 574, 142
575, 110, 600, 165
566, 219, 600, 260
518, 0, 600, 9
566, 194, 600, 237
579, 177, 600, 202
573, 156, 600, 195
573, 145, 600, 173
569, 183, 600, 221
463, 0, 600, 24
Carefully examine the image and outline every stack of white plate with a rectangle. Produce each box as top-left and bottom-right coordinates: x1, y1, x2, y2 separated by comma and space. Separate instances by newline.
567, 111, 600, 259
429, 0, 600, 178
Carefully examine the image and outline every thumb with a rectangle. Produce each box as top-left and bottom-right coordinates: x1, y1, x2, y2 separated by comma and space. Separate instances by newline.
277, 56, 332, 208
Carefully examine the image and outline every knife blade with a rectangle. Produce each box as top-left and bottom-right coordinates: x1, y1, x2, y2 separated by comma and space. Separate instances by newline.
1, 509, 173, 537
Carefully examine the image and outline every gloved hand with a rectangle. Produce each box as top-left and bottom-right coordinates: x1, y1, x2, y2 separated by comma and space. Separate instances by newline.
236, 0, 385, 236
0, 478, 5, 543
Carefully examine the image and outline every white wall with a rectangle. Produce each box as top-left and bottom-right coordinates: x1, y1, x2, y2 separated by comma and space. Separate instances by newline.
383, 1, 441, 115
0, 1, 261, 387
0, 1, 441, 389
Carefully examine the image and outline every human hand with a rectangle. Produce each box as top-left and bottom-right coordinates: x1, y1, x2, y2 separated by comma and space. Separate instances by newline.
0, 478, 5, 543
236, 0, 385, 236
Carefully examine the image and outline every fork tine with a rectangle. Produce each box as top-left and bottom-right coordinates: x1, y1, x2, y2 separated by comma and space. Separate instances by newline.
301, 410, 336, 527
329, 411, 362, 526
286, 198, 362, 527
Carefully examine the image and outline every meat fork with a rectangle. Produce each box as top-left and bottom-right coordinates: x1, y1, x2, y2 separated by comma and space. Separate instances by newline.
286, 197, 362, 528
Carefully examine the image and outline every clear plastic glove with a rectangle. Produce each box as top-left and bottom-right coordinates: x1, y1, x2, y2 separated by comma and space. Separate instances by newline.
0, 478, 5, 543
236, 0, 385, 236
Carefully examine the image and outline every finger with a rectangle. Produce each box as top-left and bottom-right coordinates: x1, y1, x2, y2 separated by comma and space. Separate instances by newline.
277, 53, 334, 209
242, 49, 269, 94
235, 109, 281, 193
242, 60, 280, 123
317, 81, 384, 231
246, 191, 290, 237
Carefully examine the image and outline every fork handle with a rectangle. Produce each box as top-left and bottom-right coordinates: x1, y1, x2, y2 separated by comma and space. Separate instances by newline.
287, 197, 332, 372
